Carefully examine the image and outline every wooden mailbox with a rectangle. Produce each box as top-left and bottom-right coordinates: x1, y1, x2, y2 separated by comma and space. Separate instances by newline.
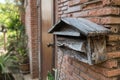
49, 18, 110, 65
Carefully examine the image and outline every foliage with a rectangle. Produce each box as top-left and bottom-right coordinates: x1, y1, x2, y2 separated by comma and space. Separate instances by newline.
0, 0, 28, 79
0, 1, 22, 49
0, 0, 29, 64
47, 72, 54, 80
0, 3, 20, 30
0, 53, 18, 80
7, 25, 29, 64
16, 26, 29, 64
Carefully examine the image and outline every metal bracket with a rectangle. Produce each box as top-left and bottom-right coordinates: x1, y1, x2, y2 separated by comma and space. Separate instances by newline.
47, 42, 54, 47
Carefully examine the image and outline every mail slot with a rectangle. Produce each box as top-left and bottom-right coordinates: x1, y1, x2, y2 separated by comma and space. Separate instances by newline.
49, 18, 110, 65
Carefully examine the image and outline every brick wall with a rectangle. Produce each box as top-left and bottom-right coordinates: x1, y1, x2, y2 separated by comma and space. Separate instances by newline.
25, 0, 39, 78
20, 11, 25, 25
56, 0, 120, 80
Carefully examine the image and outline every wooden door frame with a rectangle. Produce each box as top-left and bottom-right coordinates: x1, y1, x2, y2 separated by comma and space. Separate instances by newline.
36, 0, 42, 79
37, 0, 56, 79
54, 0, 59, 69
52, 0, 56, 69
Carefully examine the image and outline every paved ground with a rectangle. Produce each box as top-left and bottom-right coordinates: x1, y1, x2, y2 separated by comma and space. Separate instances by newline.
24, 74, 39, 80
13, 74, 39, 80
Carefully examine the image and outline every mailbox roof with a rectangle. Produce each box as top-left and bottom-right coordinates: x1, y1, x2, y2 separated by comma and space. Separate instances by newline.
49, 18, 110, 36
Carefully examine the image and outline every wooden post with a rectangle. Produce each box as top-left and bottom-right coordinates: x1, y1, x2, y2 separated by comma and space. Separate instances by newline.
87, 37, 92, 65
3, 32, 6, 51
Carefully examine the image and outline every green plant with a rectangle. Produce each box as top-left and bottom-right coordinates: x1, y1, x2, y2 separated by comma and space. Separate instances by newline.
47, 72, 54, 80
17, 35, 29, 64
0, 53, 18, 80
0, 0, 29, 74
7, 25, 29, 64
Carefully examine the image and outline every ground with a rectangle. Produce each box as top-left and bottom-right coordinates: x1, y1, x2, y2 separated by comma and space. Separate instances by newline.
13, 74, 39, 80
24, 74, 38, 80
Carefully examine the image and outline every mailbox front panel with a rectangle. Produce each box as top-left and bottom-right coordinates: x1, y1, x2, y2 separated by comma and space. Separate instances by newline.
89, 36, 107, 64
56, 35, 107, 65
49, 18, 109, 65
56, 36, 89, 64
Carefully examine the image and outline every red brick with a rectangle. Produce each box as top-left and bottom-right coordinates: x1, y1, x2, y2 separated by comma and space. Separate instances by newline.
106, 45, 118, 52
61, 6, 68, 11
86, 17, 101, 24
106, 69, 120, 77
108, 35, 120, 41
63, 1, 68, 6
79, 71, 95, 80
72, 7, 120, 18
58, 8, 61, 11
89, 65, 120, 77
25, 0, 39, 78
63, 10, 68, 14
74, 68, 80, 75
102, 0, 111, 6
79, 0, 88, 4
75, 61, 117, 80
104, 25, 120, 33
69, 0, 88, 6
83, 1, 103, 10
107, 42, 118, 47
78, 61, 120, 77
101, 17, 120, 24
67, 57, 73, 65
88, 7, 120, 16
58, 4, 64, 8
72, 11, 88, 17
58, 11, 63, 15
106, 42, 120, 52
111, 0, 120, 5
107, 51, 120, 59
66, 65, 74, 75
72, 60, 88, 72
69, 0, 80, 6
61, 0, 67, 3
87, 17, 120, 25
87, 67, 117, 80
103, 0, 120, 6
72, 73, 84, 80
72, 60, 81, 69
68, 5, 82, 13
100, 59, 118, 68
20, 11, 25, 24
61, 14, 68, 17
57, 0, 61, 4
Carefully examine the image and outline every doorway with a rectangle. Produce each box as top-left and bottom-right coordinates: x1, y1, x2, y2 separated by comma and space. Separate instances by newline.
37, 0, 54, 80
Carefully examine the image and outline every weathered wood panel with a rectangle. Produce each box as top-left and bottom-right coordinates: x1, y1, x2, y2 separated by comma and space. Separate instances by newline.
41, 0, 54, 80
90, 36, 106, 63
